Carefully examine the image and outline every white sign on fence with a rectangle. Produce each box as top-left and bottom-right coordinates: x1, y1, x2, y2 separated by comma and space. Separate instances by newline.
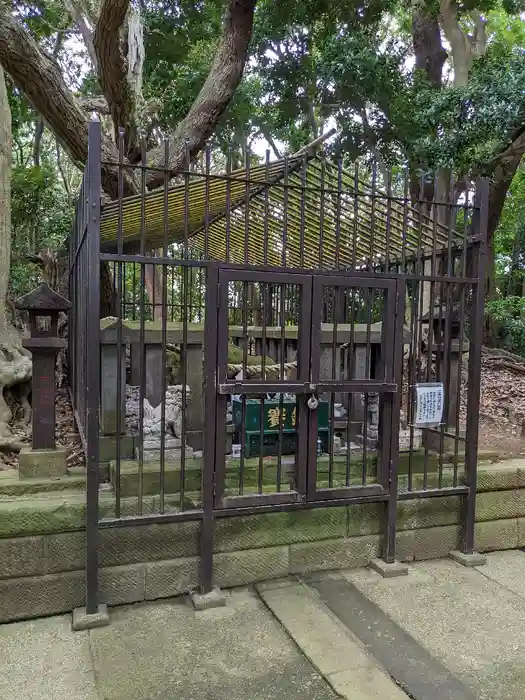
414, 382, 444, 426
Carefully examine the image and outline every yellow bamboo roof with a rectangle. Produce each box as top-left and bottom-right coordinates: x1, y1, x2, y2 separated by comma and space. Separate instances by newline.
100, 152, 457, 267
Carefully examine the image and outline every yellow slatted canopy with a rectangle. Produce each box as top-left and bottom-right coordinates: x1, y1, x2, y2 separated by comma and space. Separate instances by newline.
100, 151, 457, 267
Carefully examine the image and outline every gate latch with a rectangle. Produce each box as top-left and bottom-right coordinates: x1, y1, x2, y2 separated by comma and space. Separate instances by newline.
307, 394, 319, 410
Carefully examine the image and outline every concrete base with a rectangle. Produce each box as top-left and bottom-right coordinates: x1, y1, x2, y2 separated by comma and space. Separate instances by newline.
18, 447, 68, 479
449, 550, 487, 567
191, 587, 227, 611
72, 604, 110, 631
369, 559, 409, 578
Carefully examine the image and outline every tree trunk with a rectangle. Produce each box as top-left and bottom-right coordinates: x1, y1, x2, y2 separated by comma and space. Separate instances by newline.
0, 66, 32, 439
0, 65, 10, 332
411, 0, 447, 88
100, 260, 117, 318
144, 254, 164, 321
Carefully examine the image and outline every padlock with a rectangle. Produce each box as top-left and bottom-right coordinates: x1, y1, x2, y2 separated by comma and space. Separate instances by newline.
307, 394, 319, 410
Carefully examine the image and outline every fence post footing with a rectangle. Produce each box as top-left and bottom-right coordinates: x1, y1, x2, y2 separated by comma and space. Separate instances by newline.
191, 587, 227, 611
370, 559, 409, 578
72, 604, 110, 631
449, 550, 486, 568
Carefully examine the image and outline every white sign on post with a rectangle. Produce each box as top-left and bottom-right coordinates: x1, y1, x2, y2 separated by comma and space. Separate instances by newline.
414, 382, 444, 426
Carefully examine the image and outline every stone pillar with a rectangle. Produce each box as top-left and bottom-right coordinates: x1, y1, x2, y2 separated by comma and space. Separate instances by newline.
444, 340, 464, 429
348, 345, 367, 433
100, 343, 126, 435
186, 344, 204, 450
145, 345, 163, 406
130, 343, 141, 385
130, 343, 165, 406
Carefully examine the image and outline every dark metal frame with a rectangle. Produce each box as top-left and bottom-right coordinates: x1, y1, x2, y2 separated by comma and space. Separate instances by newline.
68, 122, 489, 615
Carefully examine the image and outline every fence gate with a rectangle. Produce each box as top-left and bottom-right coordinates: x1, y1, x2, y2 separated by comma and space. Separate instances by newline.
212, 267, 405, 547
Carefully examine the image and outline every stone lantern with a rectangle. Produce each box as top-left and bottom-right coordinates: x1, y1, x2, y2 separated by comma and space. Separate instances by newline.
15, 284, 70, 478
421, 303, 461, 346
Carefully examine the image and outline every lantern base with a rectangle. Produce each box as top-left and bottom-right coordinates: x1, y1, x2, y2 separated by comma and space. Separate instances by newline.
18, 446, 68, 479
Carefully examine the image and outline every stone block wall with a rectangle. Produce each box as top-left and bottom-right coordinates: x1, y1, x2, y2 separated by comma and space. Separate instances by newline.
1, 459, 524, 623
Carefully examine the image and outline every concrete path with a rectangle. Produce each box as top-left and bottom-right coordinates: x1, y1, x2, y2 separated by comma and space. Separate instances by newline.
257, 578, 411, 700
341, 550, 525, 700
0, 588, 339, 700
3, 551, 525, 700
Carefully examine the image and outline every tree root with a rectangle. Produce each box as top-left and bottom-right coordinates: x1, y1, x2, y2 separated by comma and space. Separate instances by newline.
0, 332, 32, 450
0, 438, 27, 453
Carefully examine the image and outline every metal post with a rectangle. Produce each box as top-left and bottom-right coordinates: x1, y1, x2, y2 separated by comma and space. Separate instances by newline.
200, 263, 219, 594
463, 178, 489, 554
85, 120, 102, 616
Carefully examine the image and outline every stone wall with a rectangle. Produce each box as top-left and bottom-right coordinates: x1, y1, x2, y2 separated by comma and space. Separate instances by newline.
1, 459, 524, 623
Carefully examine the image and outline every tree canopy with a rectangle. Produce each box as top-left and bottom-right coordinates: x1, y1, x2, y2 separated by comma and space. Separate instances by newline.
0, 0, 525, 338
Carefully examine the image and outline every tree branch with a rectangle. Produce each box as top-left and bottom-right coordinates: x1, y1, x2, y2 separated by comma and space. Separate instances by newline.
471, 11, 487, 56
0, 7, 136, 197
439, 0, 471, 87
63, 0, 98, 70
77, 95, 110, 113
144, 0, 257, 189
32, 116, 44, 167
93, 0, 139, 154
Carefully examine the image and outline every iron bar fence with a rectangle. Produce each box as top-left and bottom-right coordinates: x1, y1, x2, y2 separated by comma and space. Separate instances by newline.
68, 120, 488, 615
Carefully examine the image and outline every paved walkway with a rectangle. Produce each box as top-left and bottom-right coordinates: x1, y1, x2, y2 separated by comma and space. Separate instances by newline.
0, 588, 342, 700
2, 550, 525, 699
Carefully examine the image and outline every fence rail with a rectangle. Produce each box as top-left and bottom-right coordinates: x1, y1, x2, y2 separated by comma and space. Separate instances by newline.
68, 120, 488, 616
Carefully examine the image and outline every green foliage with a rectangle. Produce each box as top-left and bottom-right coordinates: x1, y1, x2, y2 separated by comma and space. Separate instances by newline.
493, 166, 525, 295
10, 164, 73, 298
408, 47, 525, 173
486, 297, 525, 355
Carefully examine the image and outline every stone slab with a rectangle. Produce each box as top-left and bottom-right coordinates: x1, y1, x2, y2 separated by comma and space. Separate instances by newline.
99, 435, 135, 463
99, 563, 146, 605
19, 447, 68, 479
308, 573, 476, 700
476, 460, 525, 492
0, 469, 85, 497
89, 588, 339, 700
257, 580, 409, 699
0, 570, 85, 622
476, 489, 525, 521
136, 445, 194, 462
475, 518, 518, 552
478, 549, 525, 597
214, 546, 289, 588
344, 558, 525, 700
0, 614, 98, 700
289, 535, 380, 575
0, 493, 86, 538
145, 556, 199, 600
0, 535, 45, 579
40, 521, 197, 576
214, 507, 347, 552
396, 524, 461, 562
110, 459, 202, 496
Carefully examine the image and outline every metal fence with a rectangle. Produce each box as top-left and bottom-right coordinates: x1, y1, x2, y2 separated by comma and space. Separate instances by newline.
69, 120, 488, 615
